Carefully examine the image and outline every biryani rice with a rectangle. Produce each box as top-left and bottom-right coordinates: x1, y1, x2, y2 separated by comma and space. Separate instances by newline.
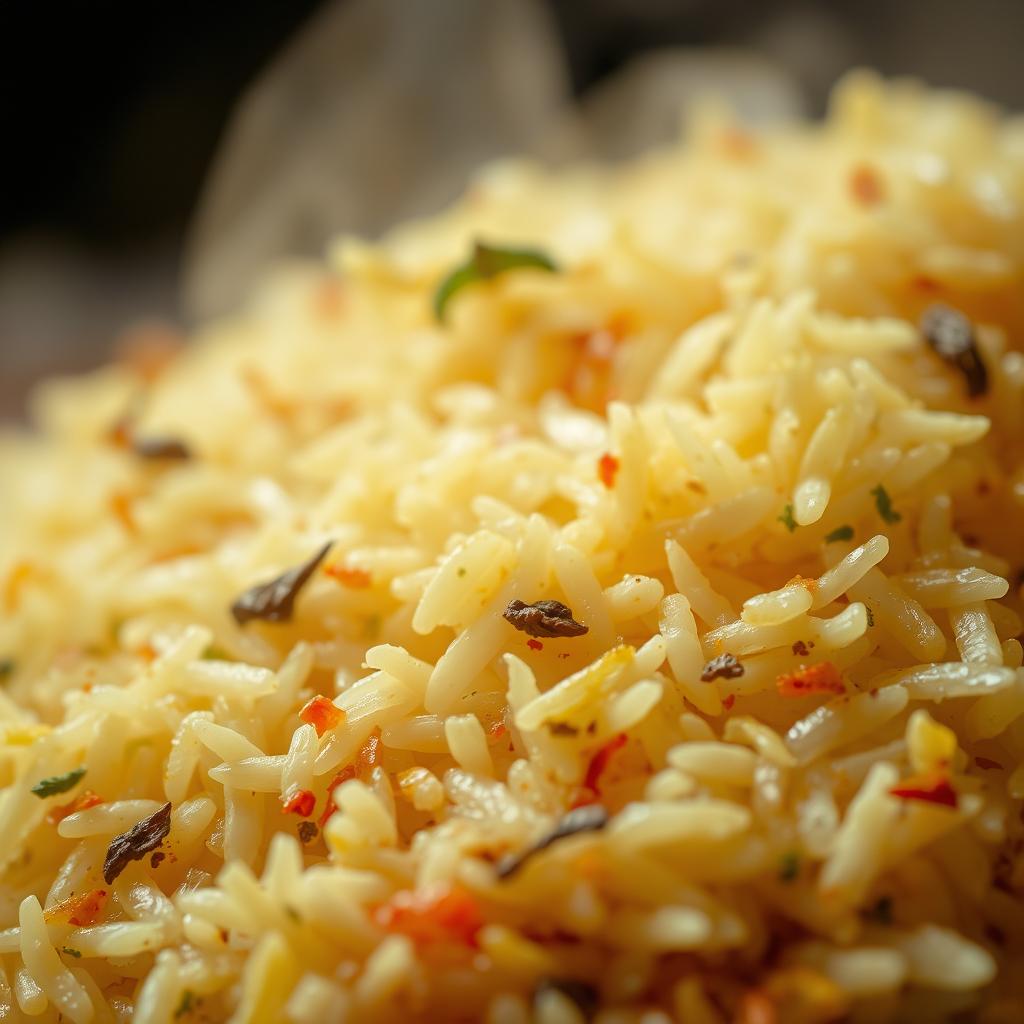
1, 71, 1024, 1021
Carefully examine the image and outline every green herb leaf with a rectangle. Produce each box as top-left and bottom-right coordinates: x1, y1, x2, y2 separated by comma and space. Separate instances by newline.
433, 242, 557, 322
778, 851, 800, 882
824, 525, 854, 543
777, 504, 797, 532
31, 767, 86, 798
871, 484, 901, 524
61, 946, 82, 958
175, 990, 195, 1018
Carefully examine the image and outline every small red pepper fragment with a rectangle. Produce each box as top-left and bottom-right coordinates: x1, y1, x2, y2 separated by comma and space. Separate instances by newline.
318, 728, 383, 827
571, 733, 627, 807
325, 564, 373, 589
849, 163, 885, 206
722, 694, 736, 711
46, 889, 108, 927
281, 788, 316, 817
46, 790, 103, 826
776, 662, 845, 698
318, 766, 356, 828
889, 771, 958, 808
487, 721, 508, 745
375, 883, 483, 947
526, 638, 544, 652
299, 695, 346, 736
597, 453, 620, 489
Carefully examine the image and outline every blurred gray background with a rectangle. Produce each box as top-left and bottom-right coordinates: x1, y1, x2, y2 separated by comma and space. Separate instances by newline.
1, 0, 1022, 421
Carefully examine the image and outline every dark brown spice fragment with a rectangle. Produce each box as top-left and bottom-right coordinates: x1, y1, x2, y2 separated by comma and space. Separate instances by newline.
700, 652, 744, 682
231, 542, 333, 626
548, 722, 579, 737
791, 641, 810, 657
150, 851, 165, 869
297, 821, 319, 844
920, 304, 988, 397
535, 978, 599, 1021
133, 436, 192, 461
503, 599, 589, 639
496, 804, 608, 880
103, 802, 171, 884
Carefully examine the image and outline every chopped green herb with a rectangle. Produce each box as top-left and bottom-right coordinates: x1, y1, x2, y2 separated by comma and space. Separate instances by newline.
201, 644, 230, 661
865, 606, 875, 628
61, 947, 82, 958
284, 905, 302, 924
871, 484, 901, 524
456, 567, 467, 577
31, 767, 86, 798
864, 895, 893, 925
0, 659, 14, 681
175, 990, 195, 1018
778, 851, 800, 882
433, 242, 558, 322
777, 504, 798, 532
824, 525, 854, 543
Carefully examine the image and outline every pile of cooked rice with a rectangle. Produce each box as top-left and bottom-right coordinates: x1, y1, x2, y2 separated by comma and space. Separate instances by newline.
2, 72, 1024, 1023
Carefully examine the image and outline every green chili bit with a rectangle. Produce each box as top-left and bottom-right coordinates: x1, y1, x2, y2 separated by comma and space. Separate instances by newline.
778, 851, 800, 882
777, 504, 798, 532
433, 242, 557, 322
31, 767, 86, 798
871, 484, 901, 523
824, 524, 854, 543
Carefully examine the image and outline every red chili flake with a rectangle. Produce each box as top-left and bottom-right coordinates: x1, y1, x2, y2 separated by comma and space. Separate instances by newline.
571, 733, 628, 807
889, 771, 958, 808
324, 564, 373, 589
849, 163, 885, 205
776, 662, 845, 698
912, 274, 942, 293
487, 721, 508, 745
975, 756, 1004, 771
281, 788, 316, 817
318, 729, 383, 827
318, 766, 356, 828
47, 790, 103, 826
526, 638, 544, 652
597, 453, 620, 489
46, 889, 108, 927
722, 694, 736, 711
298, 695, 345, 736
375, 883, 483, 947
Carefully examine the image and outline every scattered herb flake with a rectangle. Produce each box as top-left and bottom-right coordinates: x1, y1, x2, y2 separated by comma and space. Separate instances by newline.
497, 804, 609, 880
103, 802, 172, 884
534, 978, 600, 1021
61, 947, 82, 958
433, 242, 557, 322
230, 542, 333, 626
133, 436, 192, 461
503, 599, 588, 639
920, 304, 988, 397
777, 504, 797, 532
825, 525, 854, 543
778, 851, 800, 882
700, 652, 744, 682
31, 767, 86, 798
175, 990, 195, 1018
871, 484, 901, 524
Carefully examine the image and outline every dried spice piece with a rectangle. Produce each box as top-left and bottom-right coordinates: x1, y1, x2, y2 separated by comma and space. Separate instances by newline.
871, 485, 901, 524
496, 804, 609, 879
103, 802, 172, 884
375, 883, 483, 946
597, 453, 619, 488
503, 599, 589, 639
975, 756, 1004, 771
700, 653, 744, 682
791, 641, 810, 657
132, 436, 192, 461
61, 947, 82, 958
31, 767, 86, 798
47, 789, 103, 826
863, 896, 894, 925
778, 851, 800, 882
281, 789, 316, 817
920, 304, 988, 397
535, 978, 600, 1021
297, 821, 319, 845
824, 525, 854, 543
777, 505, 797, 532
776, 662, 845, 698
230, 542, 333, 626
150, 852, 165, 869
299, 695, 345, 736
434, 242, 557, 322
889, 771, 958, 808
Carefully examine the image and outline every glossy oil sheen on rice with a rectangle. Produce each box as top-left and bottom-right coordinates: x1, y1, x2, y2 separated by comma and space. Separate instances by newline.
1, 72, 1024, 1023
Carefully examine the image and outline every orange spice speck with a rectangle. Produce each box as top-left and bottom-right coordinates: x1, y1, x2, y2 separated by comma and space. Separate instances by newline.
46, 790, 103, 826
110, 491, 138, 534
722, 694, 736, 711
375, 883, 483, 947
299, 695, 346, 736
46, 889, 108, 927
737, 990, 777, 1024
325, 564, 373, 589
526, 638, 544, 652
281, 788, 316, 817
487, 721, 508, 745
776, 661, 845, 698
849, 163, 886, 206
597, 453, 620, 489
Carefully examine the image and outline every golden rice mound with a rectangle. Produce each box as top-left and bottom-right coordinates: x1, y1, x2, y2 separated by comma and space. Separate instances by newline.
1, 72, 1024, 1023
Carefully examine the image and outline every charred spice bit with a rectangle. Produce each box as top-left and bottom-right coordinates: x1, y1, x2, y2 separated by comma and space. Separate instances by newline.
920, 304, 989, 398
889, 772, 958, 809
61, 947, 82, 958
526, 638, 544, 652
281, 789, 316, 818
299, 695, 346, 736
870, 484, 901, 524
297, 820, 319, 845
975, 756, 1004, 771
503, 599, 589, 639
548, 722, 579, 737
133, 436, 192, 461
776, 662, 845, 698
865, 606, 875, 628
150, 851, 166, 869
597, 453, 619, 488
46, 789, 102, 826
0, 658, 13, 681
534, 978, 600, 1021
496, 804, 609, 880
375, 883, 483, 946
31, 767, 86, 798
863, 895, 893, 926
103, 802, 172, 884
778, 851, 800, 882
700, 653, 744, 682
777, 505, 798, 532
791, 641, 810, 657
433, 241, 558, 322
824, 525, 854, 543
231, 542, 333, 626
